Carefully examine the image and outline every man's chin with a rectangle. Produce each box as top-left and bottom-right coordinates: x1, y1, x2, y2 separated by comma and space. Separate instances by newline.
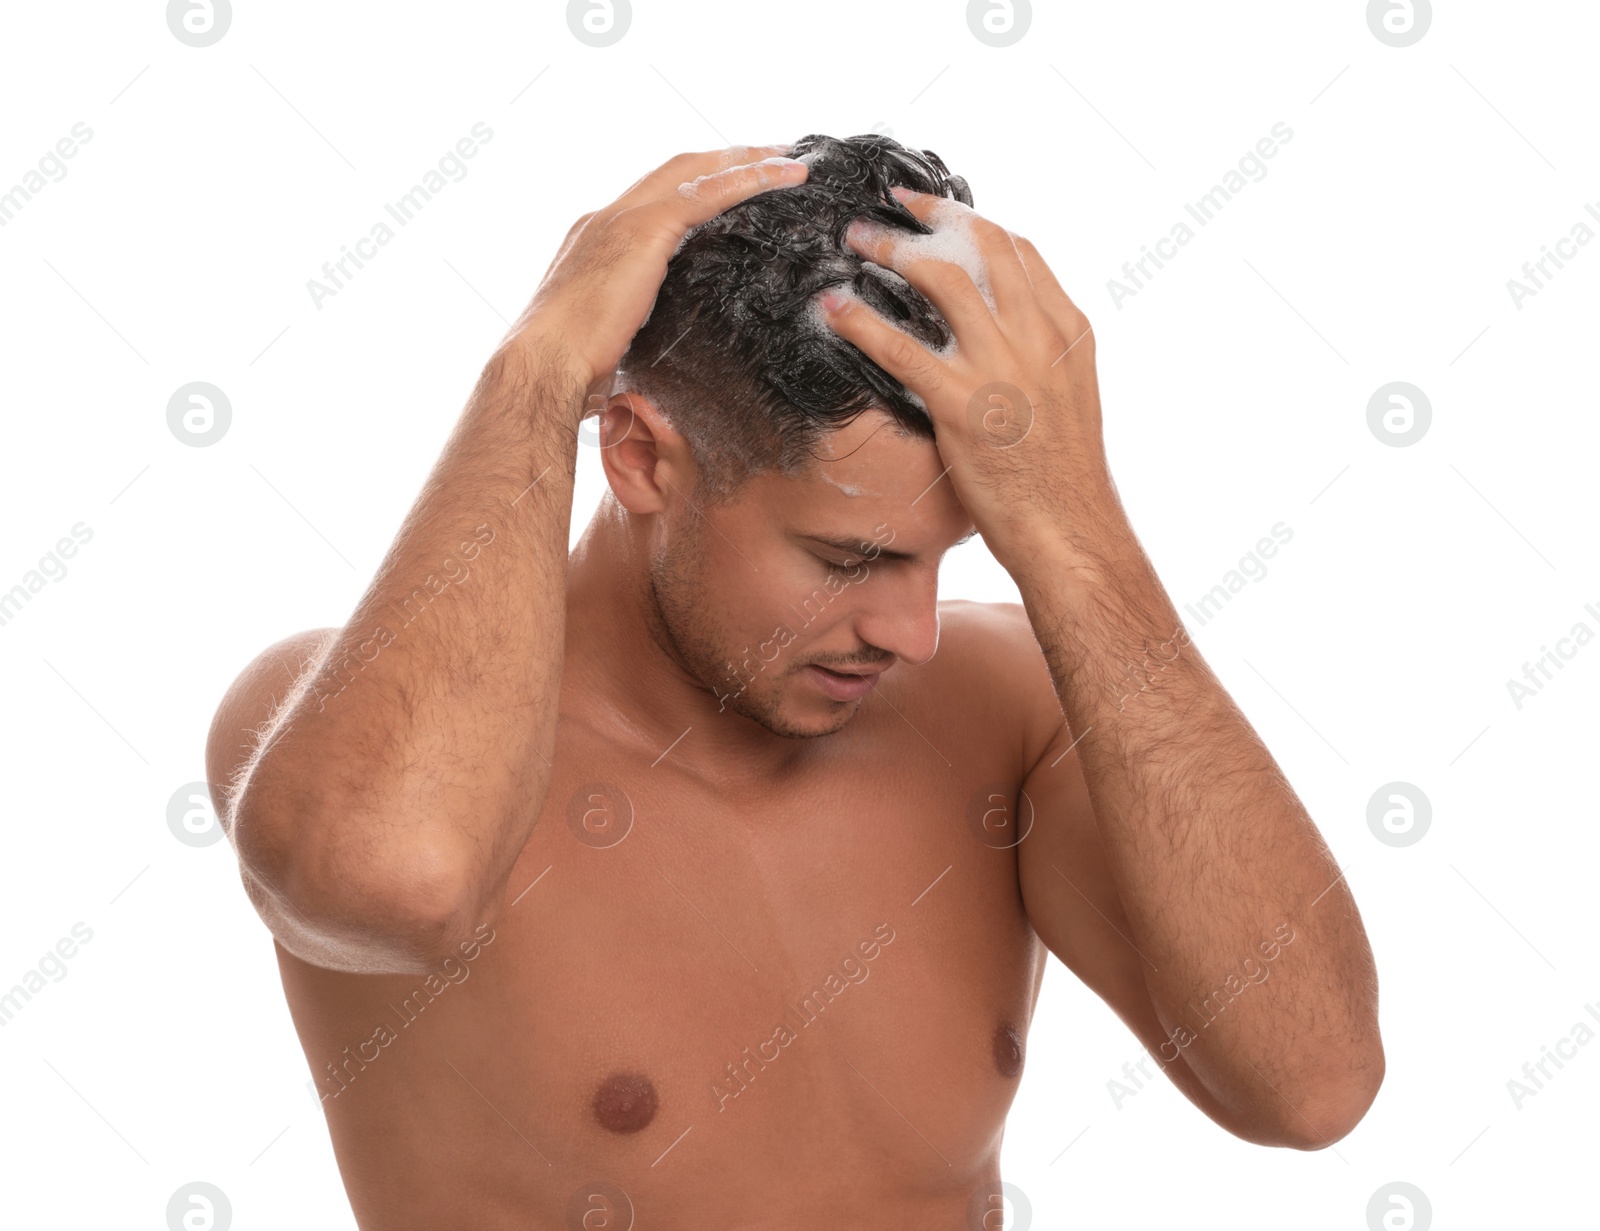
715, 681, 861, 740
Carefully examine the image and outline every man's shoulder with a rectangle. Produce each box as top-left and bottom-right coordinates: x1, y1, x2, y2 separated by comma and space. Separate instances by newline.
934, 599, 1044, 669
923, 599, 1060, 759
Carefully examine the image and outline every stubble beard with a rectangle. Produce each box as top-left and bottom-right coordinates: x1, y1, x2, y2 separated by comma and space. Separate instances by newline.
646, 519, 852, 741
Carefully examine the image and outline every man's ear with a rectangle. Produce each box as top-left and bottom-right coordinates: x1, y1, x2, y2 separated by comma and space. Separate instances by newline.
594, 391, 696, 515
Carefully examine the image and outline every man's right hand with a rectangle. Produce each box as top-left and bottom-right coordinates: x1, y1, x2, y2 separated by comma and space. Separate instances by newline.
211, 142, 809, 977
505, 145, 809, 412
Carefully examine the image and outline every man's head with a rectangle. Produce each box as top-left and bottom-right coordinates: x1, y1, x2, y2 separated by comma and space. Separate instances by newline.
596, 134, 979, 739
616, 132, 974, 503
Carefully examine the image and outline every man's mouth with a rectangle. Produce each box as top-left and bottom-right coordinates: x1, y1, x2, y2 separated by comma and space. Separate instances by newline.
803, 663, 884, 701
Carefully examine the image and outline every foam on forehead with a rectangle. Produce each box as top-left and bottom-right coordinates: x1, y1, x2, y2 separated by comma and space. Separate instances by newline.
818, 471, 867, 497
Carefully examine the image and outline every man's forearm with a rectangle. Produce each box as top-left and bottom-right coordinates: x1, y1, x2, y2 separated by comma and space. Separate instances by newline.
801, 171, 1383, 1141
234, 336, 586, 957
1015, 521, 1383, 1143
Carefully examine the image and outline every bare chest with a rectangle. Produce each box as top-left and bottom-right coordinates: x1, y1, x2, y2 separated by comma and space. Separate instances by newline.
282, 688, 1047, 1224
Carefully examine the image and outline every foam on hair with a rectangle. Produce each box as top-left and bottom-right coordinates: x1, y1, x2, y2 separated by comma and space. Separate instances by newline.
617, 132, 974, 503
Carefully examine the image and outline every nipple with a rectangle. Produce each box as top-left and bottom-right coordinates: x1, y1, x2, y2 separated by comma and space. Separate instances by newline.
992, 1022, 1024, 1079
592, 1071, 659, 1134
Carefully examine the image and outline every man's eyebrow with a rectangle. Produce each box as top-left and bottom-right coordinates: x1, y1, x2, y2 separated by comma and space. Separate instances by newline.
800, 531, 975, 562
801, 533, 918, 563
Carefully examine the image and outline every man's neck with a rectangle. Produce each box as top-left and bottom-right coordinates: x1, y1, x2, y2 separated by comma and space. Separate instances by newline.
563, 497, 827, 786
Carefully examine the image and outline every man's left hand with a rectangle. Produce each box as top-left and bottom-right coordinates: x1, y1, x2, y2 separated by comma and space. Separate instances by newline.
816, 185, 1130, 588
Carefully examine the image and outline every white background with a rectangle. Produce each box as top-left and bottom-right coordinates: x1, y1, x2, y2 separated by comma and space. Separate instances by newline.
1, 1, 1595, 1227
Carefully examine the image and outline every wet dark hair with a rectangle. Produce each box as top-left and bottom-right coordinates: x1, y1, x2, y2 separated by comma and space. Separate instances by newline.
616, 132, 974, 504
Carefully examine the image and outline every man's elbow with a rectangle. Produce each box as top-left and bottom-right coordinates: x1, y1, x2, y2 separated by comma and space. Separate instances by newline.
245, 851, 488, 976
1276, 1048, 1387, 1150
233, 787, 490, 975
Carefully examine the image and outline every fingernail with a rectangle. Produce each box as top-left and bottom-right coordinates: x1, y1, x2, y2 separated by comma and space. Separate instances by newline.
890, 185, 915, 201
818, 287, 846, 312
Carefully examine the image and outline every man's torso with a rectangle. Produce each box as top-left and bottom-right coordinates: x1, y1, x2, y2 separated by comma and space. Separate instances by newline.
278, 601, 1054, 1229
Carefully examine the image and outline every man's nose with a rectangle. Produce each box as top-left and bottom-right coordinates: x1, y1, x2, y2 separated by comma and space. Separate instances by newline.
856, 568, 942, 668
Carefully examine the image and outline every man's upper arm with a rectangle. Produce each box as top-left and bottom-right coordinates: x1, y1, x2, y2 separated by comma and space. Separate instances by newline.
992, 602, 1240, 1131
204, 628, 338, 835
207, 627, 471, 974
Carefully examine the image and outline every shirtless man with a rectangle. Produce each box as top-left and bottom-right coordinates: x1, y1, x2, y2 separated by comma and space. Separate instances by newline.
206, 135, 1384, 1229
